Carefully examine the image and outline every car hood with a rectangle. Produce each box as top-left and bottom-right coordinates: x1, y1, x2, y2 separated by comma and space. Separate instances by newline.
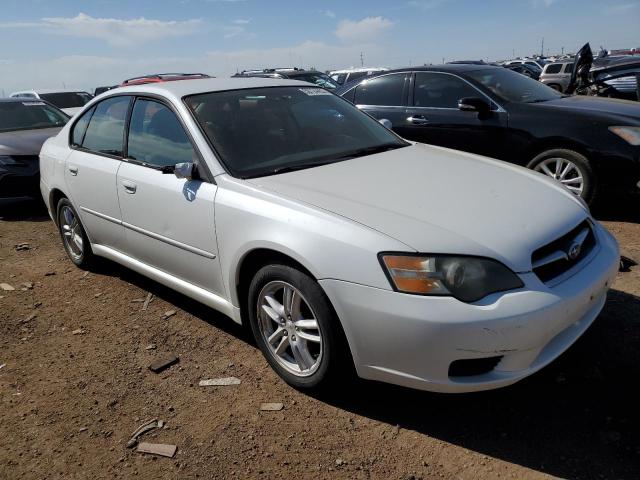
537, 95, 640, 122
61, 107, 83, 116
247, 144, 588, 273
0, 127, 62, 156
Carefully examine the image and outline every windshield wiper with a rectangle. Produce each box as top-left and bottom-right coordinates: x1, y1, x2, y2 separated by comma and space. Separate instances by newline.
271, 160, 337, 175
330, 143, 407, 161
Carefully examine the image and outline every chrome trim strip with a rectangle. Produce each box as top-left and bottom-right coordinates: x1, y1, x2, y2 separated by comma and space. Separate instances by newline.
122, 221, 216, 259
92, 244, 240, 323
80, 206, 122, 225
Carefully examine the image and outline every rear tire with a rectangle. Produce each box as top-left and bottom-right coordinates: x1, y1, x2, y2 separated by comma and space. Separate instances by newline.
56, 198, 95, 269
247, 264, 350, 390
527, 148, 596, 205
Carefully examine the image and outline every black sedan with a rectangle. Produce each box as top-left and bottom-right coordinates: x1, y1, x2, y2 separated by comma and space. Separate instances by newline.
336, 65, 640, 204
0, 98, 68, 201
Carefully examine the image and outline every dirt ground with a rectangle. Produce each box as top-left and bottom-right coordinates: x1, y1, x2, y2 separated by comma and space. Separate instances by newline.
1, 196, 639, 480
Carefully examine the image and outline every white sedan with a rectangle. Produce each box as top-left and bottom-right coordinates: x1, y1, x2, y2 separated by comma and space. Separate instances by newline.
39, 77, 619, 393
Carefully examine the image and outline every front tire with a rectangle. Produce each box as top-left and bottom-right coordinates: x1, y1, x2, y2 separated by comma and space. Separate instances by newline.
247, 264, 348, 389
527, 148, 596, 204
56, 198, 95, 269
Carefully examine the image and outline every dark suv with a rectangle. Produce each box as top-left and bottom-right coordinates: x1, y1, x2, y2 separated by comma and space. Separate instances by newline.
232, 68, 339, 90
337, 65, 640, 203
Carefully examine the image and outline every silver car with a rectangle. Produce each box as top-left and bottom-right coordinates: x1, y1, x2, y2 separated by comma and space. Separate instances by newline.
39, 78, 619, 393
540, 61, 574, 92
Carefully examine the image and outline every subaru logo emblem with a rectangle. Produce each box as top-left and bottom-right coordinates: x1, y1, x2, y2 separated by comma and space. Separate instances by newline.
567, 242, 581, 260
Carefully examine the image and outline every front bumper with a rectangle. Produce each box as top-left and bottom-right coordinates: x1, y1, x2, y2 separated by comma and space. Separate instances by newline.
320, 224, 620, 393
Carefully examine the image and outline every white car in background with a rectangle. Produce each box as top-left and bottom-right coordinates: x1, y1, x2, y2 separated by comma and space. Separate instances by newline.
10, 89, 92, 116
39, 78, 619, 393
328, 67, 390, 85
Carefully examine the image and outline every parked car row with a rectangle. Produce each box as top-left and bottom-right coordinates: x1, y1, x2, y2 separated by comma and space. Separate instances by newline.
36, 77, 620, 394
335, 64, 640, 204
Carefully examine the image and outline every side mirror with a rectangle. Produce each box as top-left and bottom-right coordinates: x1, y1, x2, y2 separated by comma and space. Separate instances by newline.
174, 162, 195, 180
379, 118, 393, 129
458, 97, 491, 115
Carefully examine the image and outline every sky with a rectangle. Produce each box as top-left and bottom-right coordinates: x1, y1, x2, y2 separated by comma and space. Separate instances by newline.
0, 0, 638, 94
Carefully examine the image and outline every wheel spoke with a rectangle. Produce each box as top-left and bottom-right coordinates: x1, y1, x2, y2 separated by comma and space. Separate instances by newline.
296, 330, 321, 343
566, 185, 582, 193
261, 304, 281, 322
561, 176, 582, 184
267, 327, 286, 345
555, 159, 563, 176
264, 295, 284, 317
72, 234, 83, 251
559, 163, 572, 180
294, 319, 317, 329
290, 340, 312, 370
274, 336, 290, 355
539, 164, 554, 177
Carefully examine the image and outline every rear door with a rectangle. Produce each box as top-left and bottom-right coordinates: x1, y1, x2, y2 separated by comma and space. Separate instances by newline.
350, 72, 410, 129
401, 71, 509, 158
116, 97, 224, 296
65, 95, 131, 251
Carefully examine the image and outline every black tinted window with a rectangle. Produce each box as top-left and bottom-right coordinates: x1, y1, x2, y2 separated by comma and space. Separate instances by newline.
563, 63, 574, 73
355, 73, 406, 106
0, 101, 68, 133
127, 99, 196, 167
71, 107, 95, 146
545, 64, 562, 74
82, 96, 130, 156
413, 72, 478, 108
40, 92, 92, 109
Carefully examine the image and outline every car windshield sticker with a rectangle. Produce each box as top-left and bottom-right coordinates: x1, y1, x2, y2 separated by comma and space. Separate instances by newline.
22, 102, 46, 106
299, 88, 331, 96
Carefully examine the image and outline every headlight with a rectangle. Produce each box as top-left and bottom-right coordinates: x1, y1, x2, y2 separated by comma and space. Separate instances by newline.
380, 254, 524, 302
609, 126, 640, 146
0, 155, 19, 166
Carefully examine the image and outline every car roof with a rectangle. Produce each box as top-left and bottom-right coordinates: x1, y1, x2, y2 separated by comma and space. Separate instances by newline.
11, 89, 90, 94
99, 77, 317, 100
356, 64, 502, 75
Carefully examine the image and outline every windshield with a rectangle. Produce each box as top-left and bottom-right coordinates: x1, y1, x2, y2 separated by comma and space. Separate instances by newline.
0, 101, 69, 132
39, 92, 92, 109
467, 68, 563, 103
292, 72, 339, 90
185, 86, 407, 178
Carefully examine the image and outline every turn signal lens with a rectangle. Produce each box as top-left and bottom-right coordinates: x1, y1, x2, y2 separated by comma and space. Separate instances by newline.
609, 126, 640, 146
380, 254, 524, 302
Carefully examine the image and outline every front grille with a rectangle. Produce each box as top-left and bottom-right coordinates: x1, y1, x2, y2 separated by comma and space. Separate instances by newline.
531, 220, 596, 283
448, 356, 503, 378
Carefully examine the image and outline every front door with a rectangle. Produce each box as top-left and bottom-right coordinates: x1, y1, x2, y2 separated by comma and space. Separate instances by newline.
399, 72, 508, 159
116, 97, 224, 296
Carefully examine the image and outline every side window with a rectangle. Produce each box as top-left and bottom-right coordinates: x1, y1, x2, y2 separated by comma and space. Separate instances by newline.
354, 73, 406, 106
71, 106, 95, 147
82, 96, 130, 156
545, 64, 562, 74
563, 63, 574, 74
127, 99, 196, 168
413, 72, 478, 108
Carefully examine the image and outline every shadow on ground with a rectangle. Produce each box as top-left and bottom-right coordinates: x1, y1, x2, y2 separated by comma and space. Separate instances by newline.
311, 288, 640, 480
0, 198, 49, 222
592, 191, 640, 223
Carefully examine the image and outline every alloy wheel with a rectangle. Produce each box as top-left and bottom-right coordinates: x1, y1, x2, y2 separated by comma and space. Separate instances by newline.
534, 157, 584, 196
60, 206, 84, 260
256, 281, 323, 377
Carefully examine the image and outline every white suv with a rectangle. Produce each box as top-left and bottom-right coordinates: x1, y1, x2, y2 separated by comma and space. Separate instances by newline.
39, 78, 619, 393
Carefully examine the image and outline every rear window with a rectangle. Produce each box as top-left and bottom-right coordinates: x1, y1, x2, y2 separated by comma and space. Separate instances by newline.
81, 96, 130, 156
544, 64, 562, 74
39, 92, 92, 109
355, 73, 407, 106
0, 101, 69, 133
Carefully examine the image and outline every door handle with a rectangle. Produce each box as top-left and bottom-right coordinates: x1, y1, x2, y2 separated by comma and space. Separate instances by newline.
122, 180, 137, 194
68, 166, 78, 176
407, 115, 429, 125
